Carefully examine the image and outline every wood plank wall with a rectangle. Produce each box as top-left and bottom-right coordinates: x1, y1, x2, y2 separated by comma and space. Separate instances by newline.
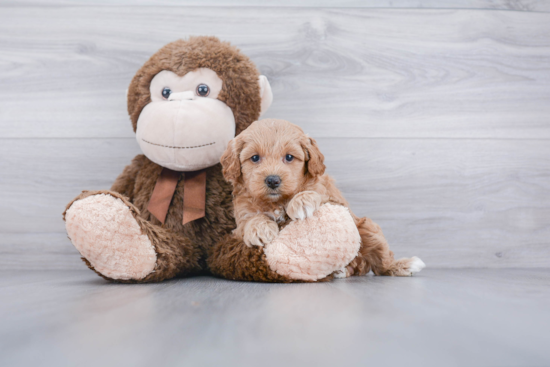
1, 2, 549, 269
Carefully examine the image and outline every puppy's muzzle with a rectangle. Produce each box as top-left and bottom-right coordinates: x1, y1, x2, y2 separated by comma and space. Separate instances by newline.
265, 175, 281, 189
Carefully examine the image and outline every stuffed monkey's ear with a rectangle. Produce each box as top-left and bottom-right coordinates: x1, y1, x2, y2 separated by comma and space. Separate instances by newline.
302, 137, 326, 178
221, 137, 244, 185
258, 75, 273, 117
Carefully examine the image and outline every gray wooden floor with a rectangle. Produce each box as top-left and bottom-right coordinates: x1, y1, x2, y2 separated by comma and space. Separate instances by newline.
1, 268, 549, 367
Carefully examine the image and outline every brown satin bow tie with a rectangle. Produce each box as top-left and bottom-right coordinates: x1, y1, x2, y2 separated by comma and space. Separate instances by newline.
147, 168, 207, 225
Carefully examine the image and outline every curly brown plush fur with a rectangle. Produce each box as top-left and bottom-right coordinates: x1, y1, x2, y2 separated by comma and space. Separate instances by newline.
127, 36, 262, 136
63, 37, 270, 283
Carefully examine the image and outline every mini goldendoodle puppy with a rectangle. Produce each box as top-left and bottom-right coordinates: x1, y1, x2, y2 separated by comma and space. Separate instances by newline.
220, 118, 425, 278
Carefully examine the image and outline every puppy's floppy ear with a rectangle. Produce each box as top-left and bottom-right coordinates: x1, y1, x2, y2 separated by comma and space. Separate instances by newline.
302, 136, 325, 177
221, 137, 244, 185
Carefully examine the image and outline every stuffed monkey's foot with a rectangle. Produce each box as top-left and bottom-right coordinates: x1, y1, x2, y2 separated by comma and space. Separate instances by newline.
264, 204, 361, 281
65, 193, 157, 281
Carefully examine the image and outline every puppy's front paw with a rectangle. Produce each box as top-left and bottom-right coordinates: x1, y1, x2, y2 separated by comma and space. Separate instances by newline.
286, 191, 322, 220
243, 217, 279, 247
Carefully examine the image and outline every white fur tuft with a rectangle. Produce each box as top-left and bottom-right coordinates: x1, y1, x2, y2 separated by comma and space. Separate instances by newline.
294, 208, 305, 220
304, 205, 315, 218
333, 267, 349, 279
409, 256, 426, 274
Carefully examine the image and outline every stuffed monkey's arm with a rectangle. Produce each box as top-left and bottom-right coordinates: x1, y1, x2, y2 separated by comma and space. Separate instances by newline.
110, 155, 146, 200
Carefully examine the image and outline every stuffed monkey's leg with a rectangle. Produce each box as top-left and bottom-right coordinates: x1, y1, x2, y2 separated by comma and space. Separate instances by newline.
64, 190, 202, 283
208, 203, 361, 283
347, 217, 425, 277
207, 234, 308, 283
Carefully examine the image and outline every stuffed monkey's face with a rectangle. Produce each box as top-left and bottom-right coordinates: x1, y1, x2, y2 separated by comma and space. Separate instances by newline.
136, 68, 236, 171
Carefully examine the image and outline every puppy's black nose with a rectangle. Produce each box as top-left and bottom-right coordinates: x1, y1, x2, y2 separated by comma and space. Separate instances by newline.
265, 175, 281, 189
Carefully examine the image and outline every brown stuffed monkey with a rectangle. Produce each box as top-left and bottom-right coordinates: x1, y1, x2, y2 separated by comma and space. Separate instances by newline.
63, 36, 275, 282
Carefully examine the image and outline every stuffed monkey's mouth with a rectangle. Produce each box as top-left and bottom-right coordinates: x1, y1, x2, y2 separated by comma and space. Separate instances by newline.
141, 139, 216, 149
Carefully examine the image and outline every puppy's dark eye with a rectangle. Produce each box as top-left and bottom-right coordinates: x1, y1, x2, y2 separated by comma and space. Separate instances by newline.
196, 84, 210, 97
251, 155, 260, 163
162, 87, 171, 99
285, 154, 294, 162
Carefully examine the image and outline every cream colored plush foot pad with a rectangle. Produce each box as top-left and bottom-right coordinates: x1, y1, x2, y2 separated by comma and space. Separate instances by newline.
264, 204, 361, 281
65, 194, 157, 280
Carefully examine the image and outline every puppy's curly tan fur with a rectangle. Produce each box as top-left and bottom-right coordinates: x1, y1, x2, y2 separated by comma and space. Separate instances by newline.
221, 119, 425, 277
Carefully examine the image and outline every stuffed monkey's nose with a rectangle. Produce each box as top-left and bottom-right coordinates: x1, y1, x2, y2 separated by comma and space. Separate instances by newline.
168, 91, 196, 101
265, 175, 281, 189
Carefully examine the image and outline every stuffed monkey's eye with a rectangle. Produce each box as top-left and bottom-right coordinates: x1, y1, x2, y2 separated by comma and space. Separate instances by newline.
285, 154, 294, 162
251, 155, 260, 163
196, 84, 210, 97
162, 87, 172, 99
